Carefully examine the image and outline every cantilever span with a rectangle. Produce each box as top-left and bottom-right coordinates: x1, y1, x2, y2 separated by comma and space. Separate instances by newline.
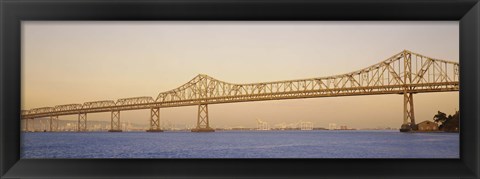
21, 50, 459, 132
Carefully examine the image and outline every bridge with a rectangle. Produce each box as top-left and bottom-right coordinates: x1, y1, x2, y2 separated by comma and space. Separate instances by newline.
21, 50, 459, 132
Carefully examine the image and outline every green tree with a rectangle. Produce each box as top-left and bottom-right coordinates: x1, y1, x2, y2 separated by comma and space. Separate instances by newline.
433, 111, 447, 124
443, 111, 460, 132
433, 110, 459, 132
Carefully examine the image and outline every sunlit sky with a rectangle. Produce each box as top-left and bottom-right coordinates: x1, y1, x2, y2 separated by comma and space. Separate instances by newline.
22, 21, 459, 129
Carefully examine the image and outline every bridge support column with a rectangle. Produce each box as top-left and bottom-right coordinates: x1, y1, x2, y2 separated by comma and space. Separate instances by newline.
31, 119, 35, 132
400, 93, 417, 132
147, 107, 163, 132
109, 111, 122, 132
49, 116, 58, 132
78, 113, 87, 132
23, 119, 29, 132
191, 104, 214, 132
27, 118, 34, 132
400, 51, 417, 132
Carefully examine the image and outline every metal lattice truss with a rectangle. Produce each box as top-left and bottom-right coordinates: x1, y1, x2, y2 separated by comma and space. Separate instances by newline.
21, 50, 459, 119
117, 96, 154, 106
54, 104, 83, 111
111, 111, 121, 131
78, 113, 87, 132
83, 100, 116, 109
49, 116, 59, 132
27, 107, 54, 115
197, 104, 210, 129
149, 108, 161, 130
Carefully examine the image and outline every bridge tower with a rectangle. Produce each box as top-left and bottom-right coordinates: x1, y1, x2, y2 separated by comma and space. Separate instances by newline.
147, 107, 163, 132
109, 111, 122, 132
400, 50, 417, 132
191, 75, 215, 132
49, 116, 58, 132
191, 104, 214, 132
77, 113, 87, 132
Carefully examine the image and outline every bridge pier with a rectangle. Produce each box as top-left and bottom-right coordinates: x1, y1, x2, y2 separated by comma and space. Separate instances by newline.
77, 113, 87, 132
49, 116, 58, 132
400, 92, 417, 132
109, 111, 122, 132
27, 118, 34, 132
24, 118, 30, 132
191, 104, 214, 132
147, 107, 163, 132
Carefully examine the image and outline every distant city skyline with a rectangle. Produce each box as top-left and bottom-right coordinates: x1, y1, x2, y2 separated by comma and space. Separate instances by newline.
22, 21, 459, 129
23, 118, 386, 132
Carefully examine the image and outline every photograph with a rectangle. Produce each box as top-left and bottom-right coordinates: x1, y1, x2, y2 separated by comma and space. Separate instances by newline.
20, 21, 459, 159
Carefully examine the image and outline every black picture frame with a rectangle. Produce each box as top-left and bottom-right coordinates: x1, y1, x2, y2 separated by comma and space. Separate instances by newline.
1, 0, 479, 178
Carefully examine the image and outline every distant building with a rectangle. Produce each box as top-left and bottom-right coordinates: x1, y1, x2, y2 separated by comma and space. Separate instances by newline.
256, 119, 269, 130
340, 125, 347, 130
328, 123, 337, 130
299, 121, 313, 130
416, 120, 438, 131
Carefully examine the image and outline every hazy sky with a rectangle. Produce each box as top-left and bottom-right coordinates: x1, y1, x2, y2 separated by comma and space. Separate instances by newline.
22, 21, 459, 129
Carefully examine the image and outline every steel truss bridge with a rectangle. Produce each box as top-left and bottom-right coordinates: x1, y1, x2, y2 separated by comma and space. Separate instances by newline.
21, 50, 459, 132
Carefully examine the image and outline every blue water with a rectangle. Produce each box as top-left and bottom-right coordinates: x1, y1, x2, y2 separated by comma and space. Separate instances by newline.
21, 130, 459, 158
